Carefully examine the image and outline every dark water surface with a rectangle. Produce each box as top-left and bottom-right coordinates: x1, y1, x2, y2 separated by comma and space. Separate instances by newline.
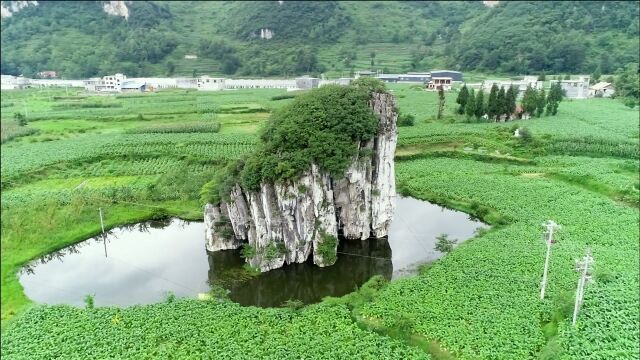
19, 197, 486, 307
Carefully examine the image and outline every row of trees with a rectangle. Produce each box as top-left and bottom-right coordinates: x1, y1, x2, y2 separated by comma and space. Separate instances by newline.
455, 83, 564, 122
521, 83, 564, 117
456, 84, 517, 121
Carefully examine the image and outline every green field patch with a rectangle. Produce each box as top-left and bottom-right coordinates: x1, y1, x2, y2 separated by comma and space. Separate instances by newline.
126, 121, 221, 134
217, 103, 269, 114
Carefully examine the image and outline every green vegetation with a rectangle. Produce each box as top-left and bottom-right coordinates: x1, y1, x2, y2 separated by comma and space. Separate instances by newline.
2, 2, 638, 77
1, 84, 638, 359
398, 113, 416, 127
316, 232, 339, 265
434, 234, 457, 253
213, 79, 385, 196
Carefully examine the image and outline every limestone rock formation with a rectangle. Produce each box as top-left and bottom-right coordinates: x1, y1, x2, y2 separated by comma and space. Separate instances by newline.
0, 1, 38, 18
103, 0, 128, 19
204, 92, 397, 272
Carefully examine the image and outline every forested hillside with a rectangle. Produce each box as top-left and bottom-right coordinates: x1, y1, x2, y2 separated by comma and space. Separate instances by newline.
1, 0, 638, 78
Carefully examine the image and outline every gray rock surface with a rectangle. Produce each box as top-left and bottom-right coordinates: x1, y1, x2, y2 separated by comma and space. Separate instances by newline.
204, 92, 397, 272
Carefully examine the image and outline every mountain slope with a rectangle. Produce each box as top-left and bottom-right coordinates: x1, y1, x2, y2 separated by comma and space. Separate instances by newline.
1, 1, 638, 78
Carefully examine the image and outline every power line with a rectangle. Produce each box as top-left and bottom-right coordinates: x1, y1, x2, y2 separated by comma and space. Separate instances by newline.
336, 251, 391, 261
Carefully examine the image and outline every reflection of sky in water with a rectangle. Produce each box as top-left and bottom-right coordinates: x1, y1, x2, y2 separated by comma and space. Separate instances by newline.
19, 197, 486, 307
389, 197, 486, 275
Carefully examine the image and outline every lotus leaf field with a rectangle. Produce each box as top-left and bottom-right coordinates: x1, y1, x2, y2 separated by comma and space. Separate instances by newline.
1, 85, 638, 359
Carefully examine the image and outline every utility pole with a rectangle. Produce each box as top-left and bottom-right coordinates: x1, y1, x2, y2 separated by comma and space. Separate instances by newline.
99, 208, 107, 257
572, 248, 593, 326
540, 220, 560, 300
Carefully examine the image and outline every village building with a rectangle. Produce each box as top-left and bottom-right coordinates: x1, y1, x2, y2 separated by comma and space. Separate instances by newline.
549, 76, 590, 99
0, 75, 28, 90
37, 71, 57, 78
29, 79, 84, 87
426, 77, 453, 91
430, 70, 463, 82
2, 75, 84, 89
224, 78, 296, 90
354, 70, 378, 79
184, 54, 198, 59
589, 82, 615, 98
295, 76, 320, 90
83, 73, 127, 92
375, 70, 463, 87
319, 78, 352, 87
197, 76, 226, 91
120, 81, 146, 92
175, 78, 198, 89
468, 76, 543, 98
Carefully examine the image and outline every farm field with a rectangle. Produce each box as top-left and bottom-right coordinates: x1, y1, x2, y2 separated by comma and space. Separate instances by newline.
1, 85, 638, 359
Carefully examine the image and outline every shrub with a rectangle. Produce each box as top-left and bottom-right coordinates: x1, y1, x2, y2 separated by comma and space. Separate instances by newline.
84, 294, 95, 309
316, 231, 338, 264
13, 112, 27, 126
271, 93, 298, 101
519, 127, 533, 142
207, 285, 230, 301
434, 233, 457, 253
263, 242, 283, 260
281, 298, 305, 311
623, 97, 637, 109
398, 113, 415, 127
165, 291, 176, 303
240, 244, 256, 259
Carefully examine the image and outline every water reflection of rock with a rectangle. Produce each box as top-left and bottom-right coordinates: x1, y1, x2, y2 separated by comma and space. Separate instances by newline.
206, 237, 392, 307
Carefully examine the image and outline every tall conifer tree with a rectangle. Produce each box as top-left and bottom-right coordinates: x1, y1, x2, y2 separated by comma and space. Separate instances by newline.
521, 86, 538, 117
487, 84, 499, 120
465, 89, 476, 120
456, 85, 469, 114
475, 90, 485, 119
506, 85, 517, 119
496, 86, 506, 120
535, 88, 546, 117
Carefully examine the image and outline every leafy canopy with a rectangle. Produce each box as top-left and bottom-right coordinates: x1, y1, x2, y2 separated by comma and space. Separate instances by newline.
217, 79, 386, 195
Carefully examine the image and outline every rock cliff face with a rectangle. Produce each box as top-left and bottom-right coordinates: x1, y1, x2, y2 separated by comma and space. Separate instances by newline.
1, 1, 128, 19
103, 1, 128, 19
0, 1, 38, 18
204, 92, 397, 272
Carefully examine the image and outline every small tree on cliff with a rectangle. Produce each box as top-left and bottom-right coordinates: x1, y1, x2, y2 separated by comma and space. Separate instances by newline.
456, 84, 469, 114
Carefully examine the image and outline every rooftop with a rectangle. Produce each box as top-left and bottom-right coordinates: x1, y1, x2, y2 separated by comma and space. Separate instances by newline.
590, 82, 613, 90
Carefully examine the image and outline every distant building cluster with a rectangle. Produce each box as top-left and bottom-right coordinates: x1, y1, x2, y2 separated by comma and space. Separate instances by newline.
0, 70, 614, 100
0, 74, 83, 90
356, 70, 464, 91
549, 76, 591, 99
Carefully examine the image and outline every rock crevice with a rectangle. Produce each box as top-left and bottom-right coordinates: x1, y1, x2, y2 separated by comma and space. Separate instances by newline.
204, 92, 397, 272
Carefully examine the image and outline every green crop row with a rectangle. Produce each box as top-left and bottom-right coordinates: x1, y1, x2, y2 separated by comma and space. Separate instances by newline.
0, 301, 429, 359
359, 157, 639, 359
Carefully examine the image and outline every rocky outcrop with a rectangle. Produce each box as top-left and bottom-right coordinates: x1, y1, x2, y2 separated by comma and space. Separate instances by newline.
1, 1, 128, 19
205, 92, 397, 272
0, 1, 38, 18
103, 0, 128, 19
